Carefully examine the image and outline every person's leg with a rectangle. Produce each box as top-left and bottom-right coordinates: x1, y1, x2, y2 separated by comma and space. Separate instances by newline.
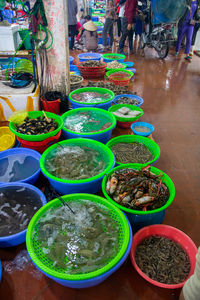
102, 18, 109, 48
175, 23, 187, 54
184, 24, 194, 59
70, 24, 77, 50
119, 17, 128, 53
117, 17, 121, 37
128, 26, 134, 52
190, 23, 200, 54
108, 19, 114, 48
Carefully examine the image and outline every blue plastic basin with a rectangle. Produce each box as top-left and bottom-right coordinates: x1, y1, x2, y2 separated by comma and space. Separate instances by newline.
131, 122, 155, 137
124, 61, 134, 68
113, 94, 144, 107
61, 108, 116, 144
45, 161, 115, 195
69, 56, 74, 65
92, 16, 99, 21
68, 98, 114, 111
30, 215, 132, 288
40, 139, 115, 195
104, 58, 124, 63
125, 210, 165, 234
0, 182, 47, 247
78, 53, 102, 62
0, 148, 41, 185
62, 130, 114, 144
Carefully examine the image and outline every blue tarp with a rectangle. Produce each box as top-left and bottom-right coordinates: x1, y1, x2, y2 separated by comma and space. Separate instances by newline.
152, 0, 187, 24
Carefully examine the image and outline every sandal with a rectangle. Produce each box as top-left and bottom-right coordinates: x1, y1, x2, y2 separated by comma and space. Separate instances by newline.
184, 55, 192, 61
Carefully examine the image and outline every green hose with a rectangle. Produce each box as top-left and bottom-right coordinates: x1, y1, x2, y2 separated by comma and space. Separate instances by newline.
5, 31, 30, 80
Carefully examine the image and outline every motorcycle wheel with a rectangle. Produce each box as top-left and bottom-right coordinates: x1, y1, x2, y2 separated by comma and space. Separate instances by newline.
157, 43, 169, 59
156, 34, 169, 59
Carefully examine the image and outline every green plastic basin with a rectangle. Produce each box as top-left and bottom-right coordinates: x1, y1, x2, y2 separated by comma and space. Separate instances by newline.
9, 111, 63, 142
102, 163, 175, 215
108, 104, 143, 123
106, 135, 160, 166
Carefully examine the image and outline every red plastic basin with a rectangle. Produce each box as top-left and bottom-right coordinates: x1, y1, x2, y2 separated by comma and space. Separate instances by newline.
117, 120, 135, 129
130, 224, 198, 289
17, 130, 61, 153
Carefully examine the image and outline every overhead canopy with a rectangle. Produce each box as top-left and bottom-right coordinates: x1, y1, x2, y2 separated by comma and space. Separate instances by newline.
152, 0, 187, 24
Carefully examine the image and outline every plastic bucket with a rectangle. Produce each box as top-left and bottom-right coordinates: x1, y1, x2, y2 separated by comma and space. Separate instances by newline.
130, 224, 198, 289
69, 56, 74, 64
17, 130, 61, 154
18, 29, 32, 50
41, 96, 61, 115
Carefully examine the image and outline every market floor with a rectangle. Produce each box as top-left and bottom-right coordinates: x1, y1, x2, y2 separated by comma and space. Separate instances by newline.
0, 47, 200, 300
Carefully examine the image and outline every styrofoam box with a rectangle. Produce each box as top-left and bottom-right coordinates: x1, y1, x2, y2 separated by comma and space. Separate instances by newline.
0, 24, 21, 52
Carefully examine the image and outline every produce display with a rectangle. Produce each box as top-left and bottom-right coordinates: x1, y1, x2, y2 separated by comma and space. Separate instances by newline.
115, 96, 140, 105
112, 107, 141, 118
83, 81, 137, 95
80, 60, 104, 67
72, 91, 110, 103
64, 110, 112, 133
107, 61, 125, 69
34, 200, 120, 273
70, 75, 83, 84
105, 55, 123, 60
0, 154, 39, 182
45, 145, 107, 180
16, 116, 58, 135
0, 186, 43, 236
135, 236, 190, 284
106, 167, 169, 211
111, 142, 154, 164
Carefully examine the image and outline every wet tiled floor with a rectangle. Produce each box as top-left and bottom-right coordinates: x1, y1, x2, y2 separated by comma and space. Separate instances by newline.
0, 47, 200, 300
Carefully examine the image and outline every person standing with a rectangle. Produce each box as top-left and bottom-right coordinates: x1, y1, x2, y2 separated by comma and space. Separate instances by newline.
67, 0, 78, 50
179, 247, 200, 300
116, 0, 121, 39
175, 0, 200, 61
102, 0, 117, 51
190, 22, 200, 55
118, 0, 138, 55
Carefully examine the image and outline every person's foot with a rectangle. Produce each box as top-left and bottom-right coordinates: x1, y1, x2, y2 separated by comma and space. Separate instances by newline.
101, 47, 107, 52
184, 55, 192, 61
189, 52, 193, 56
174, 52, 179, 56
119, 51, 128, 55
107, 47, 112, 51
129, 48, 134, 55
